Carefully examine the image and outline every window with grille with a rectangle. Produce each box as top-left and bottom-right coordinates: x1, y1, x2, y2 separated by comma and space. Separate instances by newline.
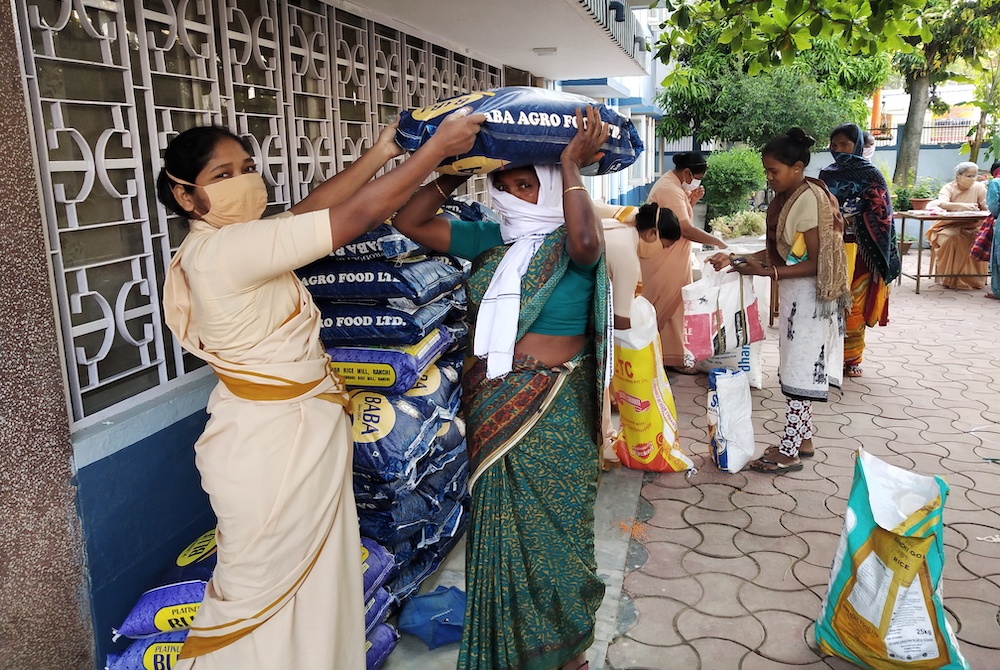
15, 0, 502, 427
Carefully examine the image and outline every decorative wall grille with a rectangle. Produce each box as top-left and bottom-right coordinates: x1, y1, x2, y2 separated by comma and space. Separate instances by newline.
16, 0, 502, 425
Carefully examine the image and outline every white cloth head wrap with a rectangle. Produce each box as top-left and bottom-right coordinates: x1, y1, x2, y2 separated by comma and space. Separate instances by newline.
474, 165, 565, 378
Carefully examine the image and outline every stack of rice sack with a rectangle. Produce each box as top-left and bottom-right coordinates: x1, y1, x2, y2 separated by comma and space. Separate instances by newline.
105, 531, 217, 670
296, 218, 476, 668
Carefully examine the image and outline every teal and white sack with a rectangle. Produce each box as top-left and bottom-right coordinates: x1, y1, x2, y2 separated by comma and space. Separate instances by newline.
815, 449, 967, 669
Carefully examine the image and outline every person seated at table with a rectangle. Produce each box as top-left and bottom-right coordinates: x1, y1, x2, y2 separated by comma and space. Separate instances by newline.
925, 162, 989, 289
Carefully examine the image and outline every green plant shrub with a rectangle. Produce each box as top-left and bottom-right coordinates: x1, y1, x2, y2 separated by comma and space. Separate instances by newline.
911, 176, 942, 199
701, 147, 766, 219
708, 210, 767, 239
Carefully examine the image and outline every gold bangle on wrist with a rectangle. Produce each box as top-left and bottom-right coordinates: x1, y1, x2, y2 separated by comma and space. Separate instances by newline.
772, 265, 779, 281
433, 180, 448, 199
564, 185, 588, 194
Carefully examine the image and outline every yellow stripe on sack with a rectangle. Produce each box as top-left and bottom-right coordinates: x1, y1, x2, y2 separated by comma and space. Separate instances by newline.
892, 495, 942, 537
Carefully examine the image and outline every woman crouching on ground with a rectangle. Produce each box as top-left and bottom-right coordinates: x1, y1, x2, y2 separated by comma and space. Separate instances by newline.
392, 106, 609, 670
710, 128, 849, 473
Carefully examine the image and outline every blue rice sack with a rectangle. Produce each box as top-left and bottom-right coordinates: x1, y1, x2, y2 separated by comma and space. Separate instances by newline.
358, 490, 436, 545
387, 515, 468, 600
398, 585, 466, 650
329, 224, 428, 262
106, 630, 187, 670
361, 537, 396, 601
298, 254, 469, 304
113, 530, 216, 640
396, 86, 643, 175
418, 493, 468, 550
354, 428, 461, 511
349, 389, 443, 484
403, 355, 463, 420
442, 320, 469, 352
319, 296, 452, 347
365, 587, 396, 637
431, 417, 467, 454
366, 623, 399, 670
440, 196, 503, 226
327, 327, 453, 395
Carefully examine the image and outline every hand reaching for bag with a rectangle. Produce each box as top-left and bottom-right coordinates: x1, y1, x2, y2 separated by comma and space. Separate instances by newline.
425, 107, 487, 158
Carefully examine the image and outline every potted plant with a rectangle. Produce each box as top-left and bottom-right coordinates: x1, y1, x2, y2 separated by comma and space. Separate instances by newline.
899, 234, 916, 255
908, 177, 942, 210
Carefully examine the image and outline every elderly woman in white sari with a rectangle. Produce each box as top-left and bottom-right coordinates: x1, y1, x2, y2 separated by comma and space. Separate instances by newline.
157, 110, 483, 670
926, 162, 989, 289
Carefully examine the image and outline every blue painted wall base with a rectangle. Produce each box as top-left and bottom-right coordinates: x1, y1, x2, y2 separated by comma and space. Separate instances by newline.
77, 410, 214, 669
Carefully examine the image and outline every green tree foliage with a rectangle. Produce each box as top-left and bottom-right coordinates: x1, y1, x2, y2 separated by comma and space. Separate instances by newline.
891, 1, 1000, 184
960, 52, 1000, 163
701, 147, 767, 218
656, 35, 888, 148
651, 0, 931, 70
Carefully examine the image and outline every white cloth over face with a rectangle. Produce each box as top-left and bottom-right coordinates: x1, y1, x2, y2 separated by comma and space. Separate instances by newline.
474, 165, 565, 378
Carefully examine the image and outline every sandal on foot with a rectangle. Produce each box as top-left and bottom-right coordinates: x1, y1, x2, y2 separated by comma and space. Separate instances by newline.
748, 456, 803, 474
844, 364, 863, 378
798, 438, 815, 458
763, 444, 813, 460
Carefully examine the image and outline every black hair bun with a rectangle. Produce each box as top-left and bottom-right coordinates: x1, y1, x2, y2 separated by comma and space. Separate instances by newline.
787, 127, 816, 148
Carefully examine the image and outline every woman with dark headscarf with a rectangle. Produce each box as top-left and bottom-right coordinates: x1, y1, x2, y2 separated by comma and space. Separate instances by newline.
819, 123, 901, 378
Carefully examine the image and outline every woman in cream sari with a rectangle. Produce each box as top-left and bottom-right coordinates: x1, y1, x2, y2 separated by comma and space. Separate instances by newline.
642, 152, 726, 373
393, 107, 609, 670
711, 128, 849, 472
157, 111, 484, 669
925, 162, 989, 290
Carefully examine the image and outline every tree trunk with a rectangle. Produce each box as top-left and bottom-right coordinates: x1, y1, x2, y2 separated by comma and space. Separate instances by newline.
893, 73, 931, 187
969, 113, 987, 163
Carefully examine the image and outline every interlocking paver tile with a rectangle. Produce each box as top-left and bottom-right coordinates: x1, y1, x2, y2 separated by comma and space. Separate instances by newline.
690, 573, 752, 616
625, 597, 688, 646
639, 541, 691, 580
741, 654, 832, 669
607, 639, 698, 669
689, 523, 745, 559
951, 526, 1000, 560
738, 579, 821, 616
792, 531, 843, 569
753, 610, 823, 664
741, 505, 797, 538
647, 499, 703, 530
691, 483, 741, 511
733, 530, 809, 559
747, 551, 805, 592
792, 558, 835, 589
946, 597, 1000, 648
730, 489, 798, 511
965, 488, 1000, 513
681, 551, 759, 580
944, 544, 983, 581
781, 512, 845, 538
689, 638, 753, 670
773, 474, 839, 496
623, 572, 703, 605
676, 609, 765, 649
683, 506, 752, 530
639, 524, 703, 548
955, 469, 1000, 496
951, 642, 1000, 670
642, 480, 704, 504
942, 575, 1000, 603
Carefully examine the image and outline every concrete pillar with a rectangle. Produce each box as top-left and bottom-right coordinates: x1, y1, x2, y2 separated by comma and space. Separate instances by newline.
0, 5, 93, 669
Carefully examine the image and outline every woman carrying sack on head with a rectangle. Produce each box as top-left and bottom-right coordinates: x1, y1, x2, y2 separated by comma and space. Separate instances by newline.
157, 109, 484, 670
392, 107, 609, 670
642, 151, 727, 374
710, 128, 849, 473
819, 123, 901, 379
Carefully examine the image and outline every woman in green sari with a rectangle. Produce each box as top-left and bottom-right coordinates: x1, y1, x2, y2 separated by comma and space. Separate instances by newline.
392, 107, 610, 670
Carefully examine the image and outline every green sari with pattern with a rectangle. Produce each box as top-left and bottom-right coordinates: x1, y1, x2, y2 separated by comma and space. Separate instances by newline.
457, 228, 608, 670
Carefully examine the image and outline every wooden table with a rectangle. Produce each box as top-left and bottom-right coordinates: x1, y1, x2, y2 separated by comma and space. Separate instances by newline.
893, 210, 990, 294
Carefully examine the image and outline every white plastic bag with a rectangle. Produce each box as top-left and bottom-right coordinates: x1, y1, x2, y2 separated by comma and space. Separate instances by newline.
695, 342, 764, 389
683, 263, 764, 366
706, 368, 755, 473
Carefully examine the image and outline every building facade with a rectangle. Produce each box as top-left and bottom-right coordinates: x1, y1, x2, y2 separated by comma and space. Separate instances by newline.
1, 1, 651, 667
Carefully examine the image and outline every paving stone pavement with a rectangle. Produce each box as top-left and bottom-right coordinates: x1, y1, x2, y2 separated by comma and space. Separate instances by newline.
606, 253, 1000, 670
